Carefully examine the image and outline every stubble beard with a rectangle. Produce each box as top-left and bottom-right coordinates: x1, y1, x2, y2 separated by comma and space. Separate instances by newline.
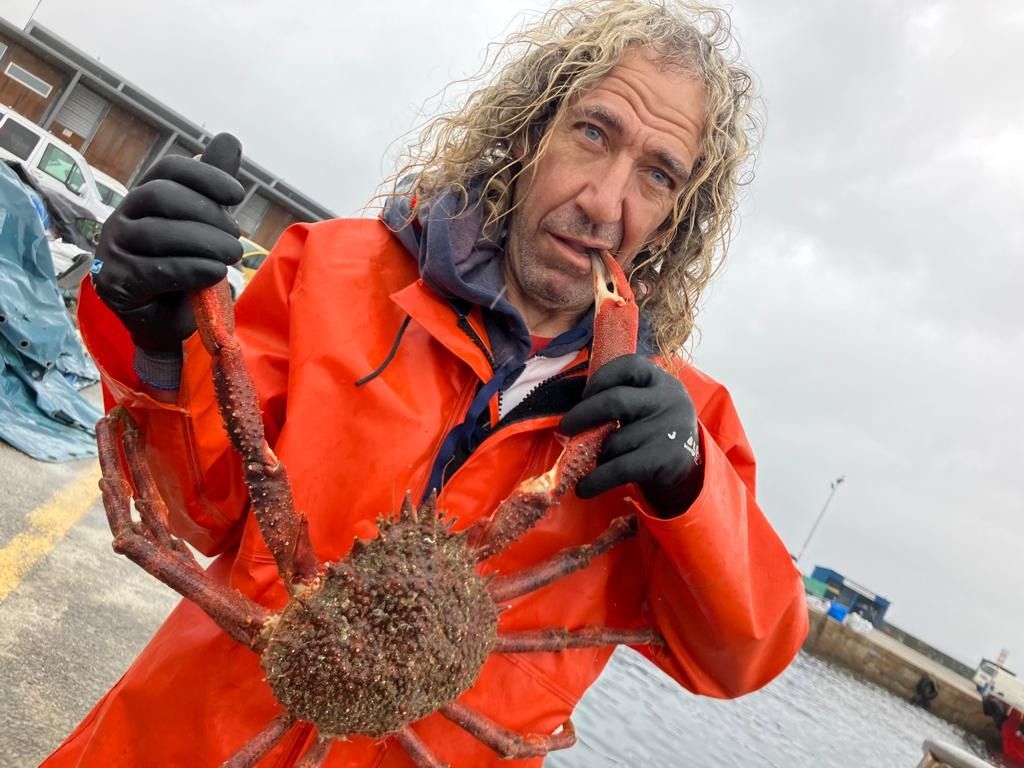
504, 219, 594, 317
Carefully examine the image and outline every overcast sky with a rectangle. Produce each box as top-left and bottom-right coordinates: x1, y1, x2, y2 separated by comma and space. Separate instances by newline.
5, 0, 1021, 669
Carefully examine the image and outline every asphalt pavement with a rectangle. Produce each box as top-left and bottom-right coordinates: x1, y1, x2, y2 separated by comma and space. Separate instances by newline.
0, 386, 182, 767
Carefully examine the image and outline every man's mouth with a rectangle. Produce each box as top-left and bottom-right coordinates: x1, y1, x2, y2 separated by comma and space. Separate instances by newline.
549, 233, 609, 263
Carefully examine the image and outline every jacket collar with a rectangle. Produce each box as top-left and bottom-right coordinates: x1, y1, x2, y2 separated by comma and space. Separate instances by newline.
389, 280, 496, 384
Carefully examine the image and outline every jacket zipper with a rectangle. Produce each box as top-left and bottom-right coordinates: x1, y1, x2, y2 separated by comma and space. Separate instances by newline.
494, 361, 588, 431
453, 310, 506, 420
408, 312, 499, 502
455, 311, 595, 427
430, 316, 590, 492
434, 361, 591, 498
411, 365, 481, 505
455, 313, 496, 370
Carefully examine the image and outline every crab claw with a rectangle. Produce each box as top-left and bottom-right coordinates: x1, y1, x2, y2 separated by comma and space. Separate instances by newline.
469, 251, 640, 559
592, 249, 631, 302
546, 250, 639, 496
589, 250, 638, 373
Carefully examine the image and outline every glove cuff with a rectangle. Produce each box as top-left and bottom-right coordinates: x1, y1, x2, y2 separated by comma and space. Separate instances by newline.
133, 347, 184, 391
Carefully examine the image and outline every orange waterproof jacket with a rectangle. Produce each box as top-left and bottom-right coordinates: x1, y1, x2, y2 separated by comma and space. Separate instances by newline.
45, 218, 807, 767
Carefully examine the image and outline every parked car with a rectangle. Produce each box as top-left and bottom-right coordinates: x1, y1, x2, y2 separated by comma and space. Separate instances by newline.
0, 103, 112, 222
91, 167, 129, 208
238, 236, 270, 283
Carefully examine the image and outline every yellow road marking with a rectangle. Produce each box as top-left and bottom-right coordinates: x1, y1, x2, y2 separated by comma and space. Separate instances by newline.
0, 467, 101, 603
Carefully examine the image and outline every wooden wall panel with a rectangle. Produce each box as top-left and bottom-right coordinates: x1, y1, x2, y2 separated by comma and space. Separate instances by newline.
0, 45, 66, 123
84, 104, 159, 182
47, 120, 85, 150
252, 203, 299, 249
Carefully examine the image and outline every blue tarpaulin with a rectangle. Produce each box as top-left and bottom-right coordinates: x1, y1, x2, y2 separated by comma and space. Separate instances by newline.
0, 161, 101, 461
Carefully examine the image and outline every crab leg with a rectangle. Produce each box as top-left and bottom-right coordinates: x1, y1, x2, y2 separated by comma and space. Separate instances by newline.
394, 727, 450, 768
191, 282, 319, 586
118, 418, 186, 556
98, 409, 269, 648
494, 626, 662, 653
469, 251, 639, 560
440, 703, 576, 759
488, 516, 637, 603
221, 713, 296, 768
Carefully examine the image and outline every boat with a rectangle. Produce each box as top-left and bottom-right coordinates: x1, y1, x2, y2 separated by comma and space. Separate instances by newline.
974, 659, 1024, 763
916, 739, 996, 767
917, 741, 995, 765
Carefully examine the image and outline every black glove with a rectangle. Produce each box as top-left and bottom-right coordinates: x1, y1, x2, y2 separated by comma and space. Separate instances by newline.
560, 354, 703, 518
92, 133, 245, 355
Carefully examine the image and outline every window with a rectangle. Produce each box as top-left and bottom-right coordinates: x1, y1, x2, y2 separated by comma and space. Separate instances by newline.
0, 43, 8, 61
0, 118, 40, 160
4, 62, 53, 98
37, 143, 85, 194
236, 194, 270, 236
96, 182, 124, 207
67, 162, 85, 195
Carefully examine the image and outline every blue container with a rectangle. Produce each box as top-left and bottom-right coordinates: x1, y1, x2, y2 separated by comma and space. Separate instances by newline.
827, 602, 849, 623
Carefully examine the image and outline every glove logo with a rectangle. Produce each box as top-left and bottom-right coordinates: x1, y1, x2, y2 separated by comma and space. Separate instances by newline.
684, 433, 702, 466
90, 258, 103, 275
667, 431, 677, 440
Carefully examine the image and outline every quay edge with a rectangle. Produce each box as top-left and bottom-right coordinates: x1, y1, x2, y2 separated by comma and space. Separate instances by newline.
802, 609, 1001, 749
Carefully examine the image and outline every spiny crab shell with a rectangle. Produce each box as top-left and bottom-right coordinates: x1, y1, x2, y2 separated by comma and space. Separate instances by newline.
260, 496, 497, 738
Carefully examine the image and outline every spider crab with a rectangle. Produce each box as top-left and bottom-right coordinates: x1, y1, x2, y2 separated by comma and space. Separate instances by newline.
96, 249, 662, 767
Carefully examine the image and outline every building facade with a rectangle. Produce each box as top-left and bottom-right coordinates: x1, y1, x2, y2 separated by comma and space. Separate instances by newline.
0, 17, 334, 247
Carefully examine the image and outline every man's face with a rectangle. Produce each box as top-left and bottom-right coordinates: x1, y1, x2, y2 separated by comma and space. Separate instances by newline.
504, 49, 706, 327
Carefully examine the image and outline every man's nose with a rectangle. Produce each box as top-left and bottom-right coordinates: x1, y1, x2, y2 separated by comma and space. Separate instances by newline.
574, 157, 631, 226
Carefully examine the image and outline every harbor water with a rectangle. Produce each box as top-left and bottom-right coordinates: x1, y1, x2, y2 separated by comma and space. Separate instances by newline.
549, 650, 997, 768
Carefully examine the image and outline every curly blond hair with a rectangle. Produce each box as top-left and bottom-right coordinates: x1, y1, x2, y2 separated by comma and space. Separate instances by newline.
385, 0, 759, 358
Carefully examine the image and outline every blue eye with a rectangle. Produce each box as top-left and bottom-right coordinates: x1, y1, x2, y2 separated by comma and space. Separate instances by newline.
582, 124, 602, 142
651, 169, 671, 187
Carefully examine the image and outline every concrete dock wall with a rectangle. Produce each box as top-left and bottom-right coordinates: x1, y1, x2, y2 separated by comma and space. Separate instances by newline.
881, 622, 976, 680
802, 610, 1000, 746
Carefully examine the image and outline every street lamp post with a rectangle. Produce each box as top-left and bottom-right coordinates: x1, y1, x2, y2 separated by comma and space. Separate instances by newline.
795, 475, 845, 567
26, 0, 44, 28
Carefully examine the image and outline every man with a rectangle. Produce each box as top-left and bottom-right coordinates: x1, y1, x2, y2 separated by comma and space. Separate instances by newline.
44, 1, 807, 765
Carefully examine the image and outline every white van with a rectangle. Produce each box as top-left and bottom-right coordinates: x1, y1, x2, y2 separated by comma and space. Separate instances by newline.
92, 166, 129, 209
0, 103, 112, 222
